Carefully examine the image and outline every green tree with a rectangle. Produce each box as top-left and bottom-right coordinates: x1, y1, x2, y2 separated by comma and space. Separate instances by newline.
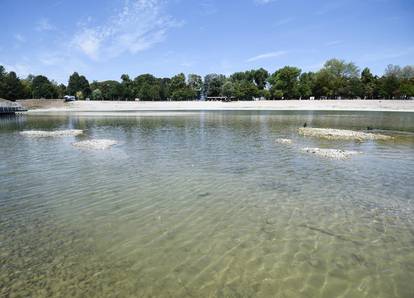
204, 74, 226, 97
20, 75, 34, 99
31, 75, 57, 99
361, 68, 377, 99
121, 74, 133, 100
67, 72, 91, 98
170, 73, 195, 100
401, 66, 414, 79
91, 89, 103, 100
159, 78, 171, 101
188, 74, 203, 99
313, 70, 333, 98
317, 59, 360, 98
221, 81, 235, 98
298, 72, 315, 99
0, 66, 7, 99
400, 78, 414, 98
133, 74, 160, 101
252, 68, 269, 90
1, 71, 24, 100
268, 66, 301, 99
98, 81, 123, 100
56, 84, 67, 99
379, 65, 401, 98
234, 80, 259, 100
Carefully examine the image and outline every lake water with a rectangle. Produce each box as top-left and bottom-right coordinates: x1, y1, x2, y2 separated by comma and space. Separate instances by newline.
1, 111, 414, 297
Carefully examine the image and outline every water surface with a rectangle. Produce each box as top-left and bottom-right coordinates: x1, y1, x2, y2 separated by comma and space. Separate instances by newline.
1, 111, 414, 297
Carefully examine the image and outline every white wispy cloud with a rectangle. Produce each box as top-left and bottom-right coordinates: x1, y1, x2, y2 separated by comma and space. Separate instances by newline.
0, 62, 31, 77
302, 62, 324, 71
315, 0, 345, 15
255, 0, 276, 4
14, 34, 25, 43
325, 40, 343, 46
361, 47, 414, 62
274, 18, 294, 27
71, 0, 181, 60
246, 51, 287, 62
200, 0, 218, 15
36, 18, 56, 32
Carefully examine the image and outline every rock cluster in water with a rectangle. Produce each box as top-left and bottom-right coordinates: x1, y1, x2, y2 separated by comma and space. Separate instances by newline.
301, 147, 360, 160
72, 139, 117, 150
298, 127, 392, 141
275, 138, 293, 144
20, 129, 84, 137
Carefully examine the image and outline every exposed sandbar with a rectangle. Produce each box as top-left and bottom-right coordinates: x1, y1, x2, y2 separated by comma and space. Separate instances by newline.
275, 138, 293, 144
298, 127, 393, 141
20, 129, 83, 137
301, 147, 361, 160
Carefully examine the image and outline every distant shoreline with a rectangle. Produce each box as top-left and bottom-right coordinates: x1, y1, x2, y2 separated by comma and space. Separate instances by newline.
20, 99, 414, 113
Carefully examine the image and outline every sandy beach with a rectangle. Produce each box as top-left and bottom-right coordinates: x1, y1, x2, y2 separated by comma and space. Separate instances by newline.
20, 99, 414, 113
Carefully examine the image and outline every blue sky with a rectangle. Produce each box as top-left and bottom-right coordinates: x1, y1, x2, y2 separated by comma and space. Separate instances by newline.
1, 0, 413, 83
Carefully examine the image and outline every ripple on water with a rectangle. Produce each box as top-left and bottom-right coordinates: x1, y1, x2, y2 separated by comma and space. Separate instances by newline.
72, 139, 118, 150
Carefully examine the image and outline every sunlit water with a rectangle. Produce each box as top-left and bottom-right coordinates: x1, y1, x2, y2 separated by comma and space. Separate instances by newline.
1, 111, 414, 297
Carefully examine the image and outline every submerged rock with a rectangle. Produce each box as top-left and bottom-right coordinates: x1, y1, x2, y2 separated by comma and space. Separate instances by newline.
275, 138, 293, 144
72, 139, 117, 150
298, 127, 392, 141
20, 129, 83, 137
301, 147, 360, 160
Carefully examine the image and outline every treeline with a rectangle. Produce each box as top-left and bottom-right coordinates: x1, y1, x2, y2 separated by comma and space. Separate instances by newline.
1, 59, 413, 101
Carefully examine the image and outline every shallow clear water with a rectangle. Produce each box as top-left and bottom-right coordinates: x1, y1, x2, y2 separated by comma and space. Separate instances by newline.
1, 111, 414, 297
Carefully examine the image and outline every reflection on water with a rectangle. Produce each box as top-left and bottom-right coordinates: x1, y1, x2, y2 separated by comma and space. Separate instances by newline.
1, 111, 414, 297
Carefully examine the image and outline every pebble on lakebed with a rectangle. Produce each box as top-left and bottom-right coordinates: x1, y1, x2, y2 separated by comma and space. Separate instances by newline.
298, 127, 393, 141
301, 147, 361, 160
275, 138, 293, 144
20, 129, 83, 137
72, 139, 117, 150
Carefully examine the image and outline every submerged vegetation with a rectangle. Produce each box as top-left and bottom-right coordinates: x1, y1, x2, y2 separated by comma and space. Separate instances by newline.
1, 59, 413, 101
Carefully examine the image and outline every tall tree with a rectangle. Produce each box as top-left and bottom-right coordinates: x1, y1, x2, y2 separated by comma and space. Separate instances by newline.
67, 72, 91, 99
204, 74, 226, 97
98, 81, 123, 100
159, 78, 171, 101
32, 75, 57, 99
401, 66, 414, 79
318, 59, 360, 98
221, 81, 235, 98
121, 74, 133, 101
361, 68, 377, 99
170, 73, 194, 100
188, 74, 203, 99
268, 66, 301, 99
3, 72, 24, 100
132, 74, 161, 101
298, 72, 315, 99
252, 68, 269, 90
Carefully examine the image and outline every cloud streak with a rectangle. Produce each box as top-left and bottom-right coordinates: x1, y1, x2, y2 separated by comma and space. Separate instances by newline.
246, 50, 287, 62
14, 34, 25, 43
254, 0, 276, 4
71, 0, 181, 60
325, 40, 343, 46
36, 18, 56, 32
